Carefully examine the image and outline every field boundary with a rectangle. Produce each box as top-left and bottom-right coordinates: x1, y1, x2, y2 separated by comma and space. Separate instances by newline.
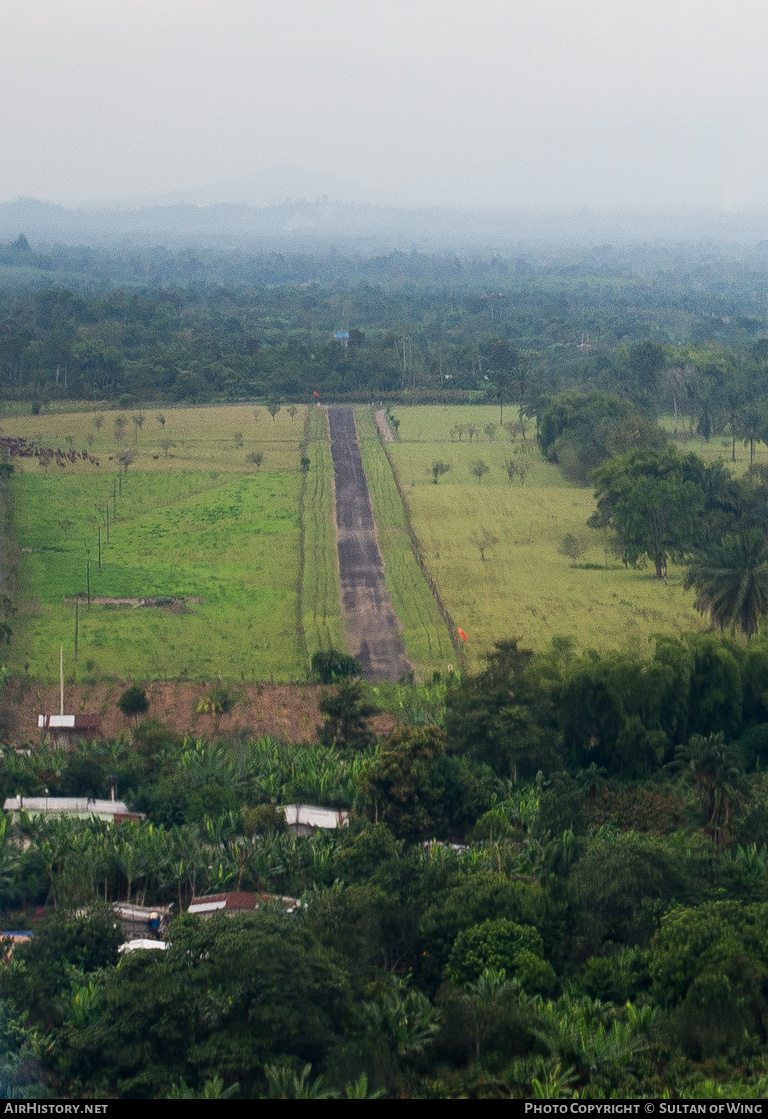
328, 407, 411, 682
354, 409, 462, 673
300, 407, 346, 662
374, 415, 465, 668
295, 410, 311, 672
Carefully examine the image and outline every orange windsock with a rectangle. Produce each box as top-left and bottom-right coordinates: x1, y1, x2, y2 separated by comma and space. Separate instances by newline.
457, 628, 469, 642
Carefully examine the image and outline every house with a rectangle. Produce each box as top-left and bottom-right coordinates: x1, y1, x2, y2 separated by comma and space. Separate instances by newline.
281, 804, 349, 836
2, 796, 144, 823
37, 714, 100, 747
188, 891, 301, 916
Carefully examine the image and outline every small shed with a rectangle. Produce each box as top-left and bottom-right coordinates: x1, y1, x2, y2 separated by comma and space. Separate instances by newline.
38, 714, 100, 747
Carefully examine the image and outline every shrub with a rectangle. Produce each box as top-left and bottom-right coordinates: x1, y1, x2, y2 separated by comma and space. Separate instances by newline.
117, 684, 149, 722
310, 650, 362, 684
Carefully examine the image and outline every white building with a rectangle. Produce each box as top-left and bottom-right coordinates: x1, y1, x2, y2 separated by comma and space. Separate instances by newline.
281, 804, 349, 835
3, 796, 143, 822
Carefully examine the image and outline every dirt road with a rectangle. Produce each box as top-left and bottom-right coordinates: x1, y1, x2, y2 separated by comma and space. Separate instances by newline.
327, 406, 411, 682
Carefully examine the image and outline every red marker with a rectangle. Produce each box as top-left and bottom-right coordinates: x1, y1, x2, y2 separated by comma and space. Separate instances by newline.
457, 628, 469, 642
312, 390, 320, 398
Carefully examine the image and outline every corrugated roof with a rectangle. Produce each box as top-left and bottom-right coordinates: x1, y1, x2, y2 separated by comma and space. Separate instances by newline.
118, 939, 167, 953
37, 714, 100, 729
282, 804, 348, 829
189, 891, 259, 911
188, 891, 300, 914
3, 796, 133, 815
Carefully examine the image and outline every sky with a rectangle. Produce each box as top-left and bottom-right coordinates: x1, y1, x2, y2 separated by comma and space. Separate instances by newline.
3, 0, 768, 212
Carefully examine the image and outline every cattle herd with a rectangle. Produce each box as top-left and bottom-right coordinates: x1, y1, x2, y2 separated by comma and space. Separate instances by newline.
0, 436, 100, 467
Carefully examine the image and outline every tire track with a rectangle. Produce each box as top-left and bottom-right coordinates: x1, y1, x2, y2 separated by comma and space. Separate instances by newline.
327, 406, 411, 682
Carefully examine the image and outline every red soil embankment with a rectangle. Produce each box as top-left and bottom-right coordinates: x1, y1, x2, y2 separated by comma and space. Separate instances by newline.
4, 680, 395, 744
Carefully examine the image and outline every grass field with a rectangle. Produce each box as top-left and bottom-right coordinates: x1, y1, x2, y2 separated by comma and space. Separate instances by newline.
384, 405, 707, 667
0, 404, 311, 682
301, 407, 346, 659
355, 409, 455, 679
663, 417, 768, 477
0, 403, 304, 474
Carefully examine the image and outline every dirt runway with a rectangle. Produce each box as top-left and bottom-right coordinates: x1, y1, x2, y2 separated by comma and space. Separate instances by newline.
327, 406, 411, 682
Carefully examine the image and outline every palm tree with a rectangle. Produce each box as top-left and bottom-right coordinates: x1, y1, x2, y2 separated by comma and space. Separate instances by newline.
739, 405, 766, 466
684, 529, 768, 639
673, 733, 745, 845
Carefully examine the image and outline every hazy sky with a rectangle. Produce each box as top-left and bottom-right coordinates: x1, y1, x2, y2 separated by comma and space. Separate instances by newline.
3, 0, 768, 211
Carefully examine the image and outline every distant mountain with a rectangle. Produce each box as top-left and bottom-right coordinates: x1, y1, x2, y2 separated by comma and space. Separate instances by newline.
5, 194, 768, 254
113, 167, 371, 209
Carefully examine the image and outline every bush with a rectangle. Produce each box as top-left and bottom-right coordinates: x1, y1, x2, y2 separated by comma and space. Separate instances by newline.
446, 918, 556, 994
132, 717, 184, 757
117, 684, 149, 722
185, 783, 239, 825
310, 650, 362, 684
558, 532, 585, 560
241, 803, 287, 837
196, 682, 237, 722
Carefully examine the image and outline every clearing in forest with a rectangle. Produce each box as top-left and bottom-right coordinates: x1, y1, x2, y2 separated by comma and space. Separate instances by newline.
382, 405, 706, 667
0, 404, 313, 681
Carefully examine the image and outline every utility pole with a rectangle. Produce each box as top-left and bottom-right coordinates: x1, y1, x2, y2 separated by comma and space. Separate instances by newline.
86, 552, 91, 609
59, 645, 64, 715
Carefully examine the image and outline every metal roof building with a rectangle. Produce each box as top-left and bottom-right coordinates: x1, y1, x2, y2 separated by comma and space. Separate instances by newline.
188, 891, 300, 916
282, 804, 349, 835
2, 796, 143, 822
37, 714, 100, 746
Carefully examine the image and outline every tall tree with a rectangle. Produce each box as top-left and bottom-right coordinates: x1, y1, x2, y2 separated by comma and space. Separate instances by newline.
591, 450, 703, 578
684, 529, 768, 639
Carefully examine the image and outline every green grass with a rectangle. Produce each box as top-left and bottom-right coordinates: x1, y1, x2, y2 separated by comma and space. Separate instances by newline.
661, 415, 768, 477
0, 403, 305, 474
10, 470, 305, 682
1, 404, 312, 683
384, 405, 707, 668
301, 407, 346, 660
355, 408, 455, 679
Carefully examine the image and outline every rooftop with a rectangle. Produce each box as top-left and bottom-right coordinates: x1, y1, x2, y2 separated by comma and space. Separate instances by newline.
38, 714, 100, 730
188, 891, 300, 914
282, 804, 349, 830
3, 796, 141, 819
119, 939, 167, 953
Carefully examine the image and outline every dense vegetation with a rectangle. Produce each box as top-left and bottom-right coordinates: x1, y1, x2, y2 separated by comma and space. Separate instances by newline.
1, 238, 768, 420
1, 644, 768, 1098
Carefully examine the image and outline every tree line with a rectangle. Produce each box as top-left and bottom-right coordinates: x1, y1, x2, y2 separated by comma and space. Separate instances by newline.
1, 240, 768, 410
